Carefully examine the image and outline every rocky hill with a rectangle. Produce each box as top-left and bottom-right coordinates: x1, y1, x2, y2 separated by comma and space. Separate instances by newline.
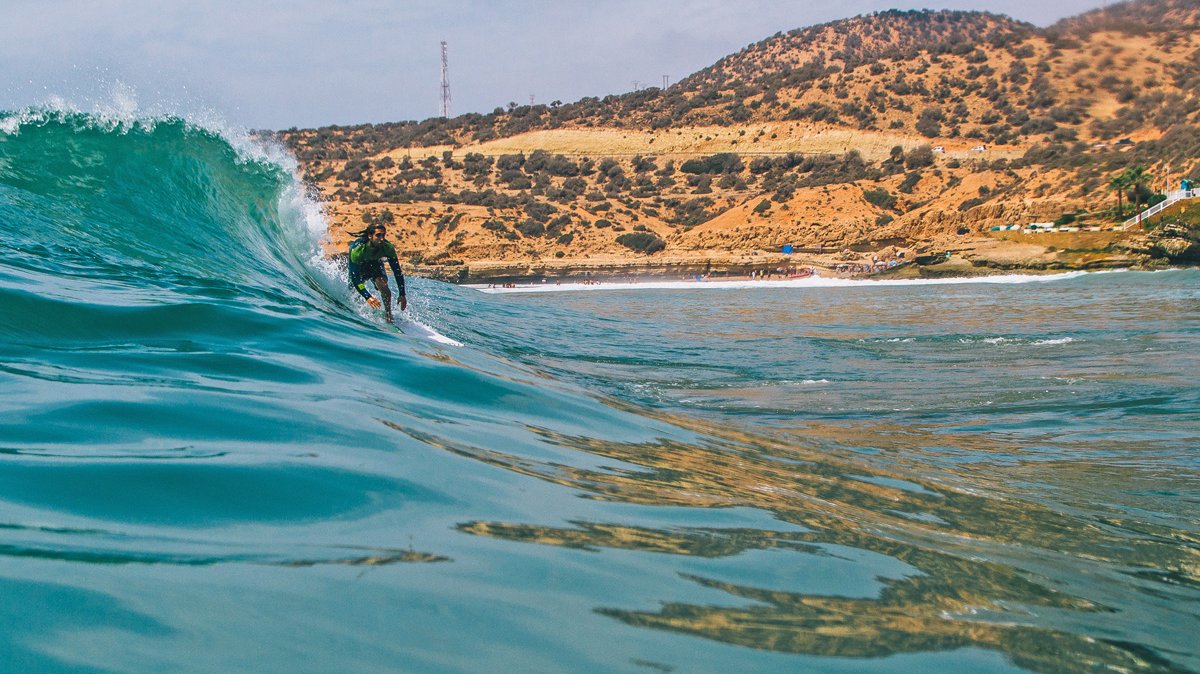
276, 0, 1200, 281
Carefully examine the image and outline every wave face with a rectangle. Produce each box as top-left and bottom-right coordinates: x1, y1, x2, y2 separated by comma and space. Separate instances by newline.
2, 111, 1198, 674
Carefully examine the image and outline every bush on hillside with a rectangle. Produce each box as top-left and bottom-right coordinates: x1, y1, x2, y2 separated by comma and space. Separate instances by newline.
524, 150, 579, 177
905, 145, 936, 169
915, 107, 944, 138
680, 153, 743, 175
616, 232, 666, 254
495, 154, 525, 171
863, 188, 897, 210
524, 201, 558, 223
516, 219, 545, 237
898, 172, 922, 193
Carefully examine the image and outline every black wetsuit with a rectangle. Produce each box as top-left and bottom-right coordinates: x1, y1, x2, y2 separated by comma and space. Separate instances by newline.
348, 236, 406, 302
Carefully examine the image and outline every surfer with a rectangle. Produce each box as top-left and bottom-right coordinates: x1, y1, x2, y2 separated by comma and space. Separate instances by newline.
348, 224, 407, 322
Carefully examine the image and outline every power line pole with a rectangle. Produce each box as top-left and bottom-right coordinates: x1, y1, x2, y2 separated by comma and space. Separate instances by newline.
440, 40, 451, 118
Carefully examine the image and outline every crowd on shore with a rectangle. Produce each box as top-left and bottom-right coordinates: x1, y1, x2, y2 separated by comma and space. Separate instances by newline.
700, 265, 816, 281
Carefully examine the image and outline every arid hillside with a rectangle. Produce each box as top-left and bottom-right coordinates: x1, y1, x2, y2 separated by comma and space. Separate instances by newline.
276, 0, 1200, 280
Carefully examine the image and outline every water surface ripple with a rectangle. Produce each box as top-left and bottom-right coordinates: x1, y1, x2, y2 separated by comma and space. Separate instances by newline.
1, 110, 1197, 674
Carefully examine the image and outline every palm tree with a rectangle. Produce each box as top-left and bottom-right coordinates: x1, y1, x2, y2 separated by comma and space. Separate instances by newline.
1109, 172, 1129, 216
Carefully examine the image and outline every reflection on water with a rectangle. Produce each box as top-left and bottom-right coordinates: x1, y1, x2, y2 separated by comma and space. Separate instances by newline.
280, 547, 450, 567
402, 412, 1198, 673
0, 521, 450, 568
0, 538, 450, 569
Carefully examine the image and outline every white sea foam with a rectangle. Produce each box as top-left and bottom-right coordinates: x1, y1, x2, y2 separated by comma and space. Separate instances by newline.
0, 106, 50, 135
1034, 337, 1075, 345
2, 82, 298, 172
958, 336, 1076, 346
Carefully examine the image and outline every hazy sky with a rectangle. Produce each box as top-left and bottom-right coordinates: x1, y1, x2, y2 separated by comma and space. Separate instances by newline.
2, 0, 1110, 130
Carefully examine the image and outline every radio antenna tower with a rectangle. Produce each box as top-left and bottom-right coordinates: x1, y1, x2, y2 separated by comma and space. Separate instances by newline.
439, 41, 451, 118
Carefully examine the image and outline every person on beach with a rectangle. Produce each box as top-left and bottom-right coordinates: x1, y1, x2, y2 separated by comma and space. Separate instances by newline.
348, 223, 407, 322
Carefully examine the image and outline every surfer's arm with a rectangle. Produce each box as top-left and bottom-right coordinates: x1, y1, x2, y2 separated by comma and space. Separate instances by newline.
386, 255, 407, 310
347, 261, 372, 300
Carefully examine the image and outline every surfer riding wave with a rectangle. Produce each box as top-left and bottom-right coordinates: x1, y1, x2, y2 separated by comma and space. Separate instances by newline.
348, 223, 407, 322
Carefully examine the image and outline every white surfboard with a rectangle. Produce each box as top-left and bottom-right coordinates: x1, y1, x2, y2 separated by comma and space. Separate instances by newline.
392, 314, 462, 346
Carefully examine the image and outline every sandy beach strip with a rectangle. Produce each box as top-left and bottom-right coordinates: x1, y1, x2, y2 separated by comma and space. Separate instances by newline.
468, 270, 1099, 294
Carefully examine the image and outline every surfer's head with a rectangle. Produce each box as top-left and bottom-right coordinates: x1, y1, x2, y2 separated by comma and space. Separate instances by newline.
350, 223, 389, 249
368, 224, 387, 246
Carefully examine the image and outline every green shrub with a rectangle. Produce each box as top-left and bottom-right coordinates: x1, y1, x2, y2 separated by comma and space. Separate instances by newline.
863, 188, 897, 210
495, 154, 525, 171
679, 153, 743, 174
915, 107, 944, 138
516, 219, 545, 237
905, 145, 935, 169
616, 232, 666, 254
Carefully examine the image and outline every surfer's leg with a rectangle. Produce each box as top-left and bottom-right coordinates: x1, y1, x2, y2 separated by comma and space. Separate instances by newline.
373, 277, 393, 321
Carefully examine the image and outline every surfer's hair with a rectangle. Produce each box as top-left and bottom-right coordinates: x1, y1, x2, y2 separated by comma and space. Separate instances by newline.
349, 223, 387, 238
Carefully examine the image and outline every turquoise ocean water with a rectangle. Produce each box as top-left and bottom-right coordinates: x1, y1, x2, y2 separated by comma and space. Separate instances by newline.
1, 111, 1197, 673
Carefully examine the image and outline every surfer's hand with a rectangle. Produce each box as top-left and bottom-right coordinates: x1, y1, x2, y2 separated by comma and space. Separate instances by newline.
399, 296, 407, 311
366, 296, 382, 309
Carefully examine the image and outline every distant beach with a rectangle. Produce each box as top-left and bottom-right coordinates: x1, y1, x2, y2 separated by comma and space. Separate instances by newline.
469, 269, 1096, 293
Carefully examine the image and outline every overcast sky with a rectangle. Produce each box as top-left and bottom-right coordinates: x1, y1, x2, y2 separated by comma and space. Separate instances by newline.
2, 0, 1110, 130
